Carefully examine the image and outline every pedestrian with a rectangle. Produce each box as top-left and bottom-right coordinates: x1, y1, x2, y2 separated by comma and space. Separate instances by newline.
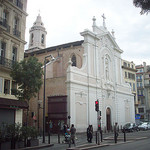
114, 122, 119, 143
70, 124, 76, 146
89, 125, 93, 143
87, 125, 90, 142
114, 122, 119, 137
63, 124, 67, 135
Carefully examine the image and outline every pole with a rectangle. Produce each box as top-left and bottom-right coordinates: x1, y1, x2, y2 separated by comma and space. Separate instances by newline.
48, 130, 50, 144
97, 111, 100, 145
124, 129, 126, 142
43, 58, 46, 143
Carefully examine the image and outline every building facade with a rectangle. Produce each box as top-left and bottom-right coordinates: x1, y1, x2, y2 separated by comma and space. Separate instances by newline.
25, 15, 135, 133
66, 17, 135, 132
25, 14, 84, 132
0, 0, 28, 126
122, 59, 138, 115
136, 62, 150, 121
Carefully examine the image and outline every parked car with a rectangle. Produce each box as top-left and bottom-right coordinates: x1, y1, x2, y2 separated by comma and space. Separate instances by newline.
122, 123, 139, 132
138, 122, 150, 130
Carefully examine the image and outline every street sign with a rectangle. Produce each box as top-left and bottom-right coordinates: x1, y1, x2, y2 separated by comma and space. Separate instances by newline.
33, 115, 36, 120
135, 114, 140, 119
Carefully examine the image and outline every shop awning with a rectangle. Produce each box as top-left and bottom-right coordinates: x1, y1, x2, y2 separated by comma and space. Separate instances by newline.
0, 98, 28, 109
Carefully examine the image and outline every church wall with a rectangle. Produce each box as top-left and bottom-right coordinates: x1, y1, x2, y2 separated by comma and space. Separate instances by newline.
67, 19, 135, 132
116, 91, 135, 125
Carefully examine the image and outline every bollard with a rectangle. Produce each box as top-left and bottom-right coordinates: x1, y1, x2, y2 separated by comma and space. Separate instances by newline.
97, 131, 100, 145
48, 130, 50, 144
124, 130, 126, 142
58, 132, 60, 144
96, 132, 97, 144
100, 130, 103, 142
114, 131, 117, 143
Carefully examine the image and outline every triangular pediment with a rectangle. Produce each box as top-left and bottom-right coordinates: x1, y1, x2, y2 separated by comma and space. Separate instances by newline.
98, 31, 123, 54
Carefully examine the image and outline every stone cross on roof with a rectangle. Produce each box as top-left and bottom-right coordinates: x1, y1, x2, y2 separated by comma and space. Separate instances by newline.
102, 13, 107, 29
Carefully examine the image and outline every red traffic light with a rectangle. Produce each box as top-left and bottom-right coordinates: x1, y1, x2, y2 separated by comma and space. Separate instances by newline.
95, 101, 98, 104
95, 100, 99, 111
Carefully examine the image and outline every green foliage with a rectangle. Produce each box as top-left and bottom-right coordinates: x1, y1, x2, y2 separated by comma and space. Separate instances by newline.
133, 0, 150, 14
10, 56, 43, 102
0, 123, 39, 143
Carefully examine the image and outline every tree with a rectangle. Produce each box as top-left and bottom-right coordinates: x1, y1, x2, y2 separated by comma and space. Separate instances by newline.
10, 57, 43, 124
133, 0, 150, 14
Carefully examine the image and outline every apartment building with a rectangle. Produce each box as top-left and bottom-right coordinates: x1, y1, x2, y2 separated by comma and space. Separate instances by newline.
136, 62, 150, 121
0, 0, 28, 126
122, 59, 138, 114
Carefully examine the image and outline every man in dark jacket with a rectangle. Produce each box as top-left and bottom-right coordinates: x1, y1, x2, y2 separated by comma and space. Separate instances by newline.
70, 124, 76, 146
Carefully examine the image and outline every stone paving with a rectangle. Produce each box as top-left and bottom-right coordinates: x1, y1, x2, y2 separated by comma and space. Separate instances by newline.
17, 130, 150, 150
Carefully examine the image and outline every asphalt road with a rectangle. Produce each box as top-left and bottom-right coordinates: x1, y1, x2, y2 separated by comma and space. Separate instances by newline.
94, 138, 150, 150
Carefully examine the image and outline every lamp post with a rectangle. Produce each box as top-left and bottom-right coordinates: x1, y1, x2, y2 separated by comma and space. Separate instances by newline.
43, 54, 55, 143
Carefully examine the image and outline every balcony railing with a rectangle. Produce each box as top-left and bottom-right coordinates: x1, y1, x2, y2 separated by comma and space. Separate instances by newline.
13, 28, 21, 38
145, 84, 150, 87
0, 56, 15, 69
0, 17, 10, 33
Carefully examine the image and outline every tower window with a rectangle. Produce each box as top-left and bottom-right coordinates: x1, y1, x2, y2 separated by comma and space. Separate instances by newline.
71, 54, 76, 67
41, 34, 44, 44
31, 33, 34, 43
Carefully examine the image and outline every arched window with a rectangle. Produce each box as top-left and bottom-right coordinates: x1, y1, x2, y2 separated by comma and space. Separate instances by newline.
41, 34, 44, 44
71, 54, 76, 67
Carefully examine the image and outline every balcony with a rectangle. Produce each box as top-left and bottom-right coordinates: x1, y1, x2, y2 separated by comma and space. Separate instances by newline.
13, 28, 21, 38
145, 84, 150, 87
0, 56, 15, 69
0, 17, 10, 33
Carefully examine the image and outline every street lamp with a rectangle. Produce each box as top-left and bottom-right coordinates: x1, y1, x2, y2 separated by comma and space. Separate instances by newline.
43, 54, 56, 143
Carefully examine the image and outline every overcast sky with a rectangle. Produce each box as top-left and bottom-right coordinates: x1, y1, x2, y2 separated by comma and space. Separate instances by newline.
25, 0, 150, 65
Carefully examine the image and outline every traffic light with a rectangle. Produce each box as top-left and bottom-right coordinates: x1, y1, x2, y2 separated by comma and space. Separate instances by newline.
95, 100, 99, 111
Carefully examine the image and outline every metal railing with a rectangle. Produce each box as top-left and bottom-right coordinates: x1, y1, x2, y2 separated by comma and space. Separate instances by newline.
0, 56, 15, 69
0, 17, 10, 33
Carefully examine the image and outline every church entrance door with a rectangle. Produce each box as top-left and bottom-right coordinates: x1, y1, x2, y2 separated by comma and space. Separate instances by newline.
106, 107, 111, 131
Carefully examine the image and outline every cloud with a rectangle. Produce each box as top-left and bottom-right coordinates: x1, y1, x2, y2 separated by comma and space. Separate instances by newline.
25, 0, 150, 65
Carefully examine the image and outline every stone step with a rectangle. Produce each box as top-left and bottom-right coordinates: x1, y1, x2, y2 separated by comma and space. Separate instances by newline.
67, 143, 109, 150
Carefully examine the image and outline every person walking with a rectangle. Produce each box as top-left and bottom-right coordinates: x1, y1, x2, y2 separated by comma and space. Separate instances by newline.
114, 122, 119, 143
87, 125, 90, 142
89, 125, 93, 143
70, 124, 76, 146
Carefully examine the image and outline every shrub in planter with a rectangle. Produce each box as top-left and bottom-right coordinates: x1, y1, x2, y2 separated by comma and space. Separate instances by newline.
21, 126, 39, 147
0, 123, 11, 150
27, 126, 39, 147
7, 123, 22, 149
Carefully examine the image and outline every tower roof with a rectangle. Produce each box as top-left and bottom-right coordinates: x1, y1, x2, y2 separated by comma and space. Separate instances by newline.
33, 14, 44, 27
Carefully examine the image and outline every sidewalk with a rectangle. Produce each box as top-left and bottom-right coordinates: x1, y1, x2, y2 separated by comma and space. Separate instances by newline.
17, 131, 149, 150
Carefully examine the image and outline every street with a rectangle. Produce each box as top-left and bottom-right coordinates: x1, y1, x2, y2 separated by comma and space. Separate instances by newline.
36, 130, 150, 150
94, 138, 150, 150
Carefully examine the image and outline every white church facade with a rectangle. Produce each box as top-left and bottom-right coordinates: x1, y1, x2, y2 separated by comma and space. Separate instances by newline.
66, 16, 135, 132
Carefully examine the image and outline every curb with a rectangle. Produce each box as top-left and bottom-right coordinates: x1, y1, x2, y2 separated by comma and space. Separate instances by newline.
14, 144, 54, 150
67, 143, 109, 150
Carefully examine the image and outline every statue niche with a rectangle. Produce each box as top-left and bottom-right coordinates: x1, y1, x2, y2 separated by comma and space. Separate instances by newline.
105, 55, 110, 81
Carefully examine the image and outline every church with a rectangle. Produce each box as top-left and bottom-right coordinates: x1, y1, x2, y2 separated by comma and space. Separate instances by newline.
66, 16, 135, 132
25, 14, 135, 133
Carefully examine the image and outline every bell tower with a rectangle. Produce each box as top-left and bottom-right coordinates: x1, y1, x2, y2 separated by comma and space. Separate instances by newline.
28, 14, 47, 51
